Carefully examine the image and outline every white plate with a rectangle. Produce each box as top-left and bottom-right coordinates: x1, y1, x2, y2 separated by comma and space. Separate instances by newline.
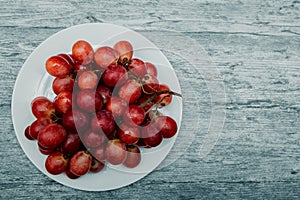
11, 23, 182, 191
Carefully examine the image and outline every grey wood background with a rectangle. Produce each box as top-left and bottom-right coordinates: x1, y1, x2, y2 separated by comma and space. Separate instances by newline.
1, 0, 299, 199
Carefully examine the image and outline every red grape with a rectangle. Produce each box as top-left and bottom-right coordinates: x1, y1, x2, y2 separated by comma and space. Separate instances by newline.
38, 144, 55, 155
69, 150, 92, 176
123, 145, 141, 168
128, 58, 147, 76
113, 40, 133, 64
65, 169, 80, 179
91, 144, 106, 161
136, 94, 155, 112
94, 46, 118, 68
76, 89, 103, 113
141, 74, 160, 93
91, 110, 115, 136
52, 76, 74, 95
31, 96, 55, 119
154, 84, 172, 107
24, 125, 34, 140
78, 70, 98, 90
144, 62, 157, 77
62, 109, 89, 132
91, 110, 115, 139
38, 124, 67, 149
118, 79, 142, 104
29, 117, 52, 139
59, 132, 83, 156
123, 105, 146, 126
57, 53, 76, 67
46, 55, 73, 78
96, 85, 112, 104
102, 64, 128, 87
45, 151, 69, 175
142, 123, 162, 147
106, 97, 127, 117
136, 137, 150, 148
105, 139, 127, 165
154, 116, 178, 138
90, 158, 105, 173
72, 40, 94, 64
82, 129, 106, 148
53, 91, 72, 114
118, 123, 140, 145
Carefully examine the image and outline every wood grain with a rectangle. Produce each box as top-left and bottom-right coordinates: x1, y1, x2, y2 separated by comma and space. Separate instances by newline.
1, 0, 299, 199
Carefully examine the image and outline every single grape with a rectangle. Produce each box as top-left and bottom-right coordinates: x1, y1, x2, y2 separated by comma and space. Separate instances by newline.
72, 40, 94, 65
141, 123, 162, 147
38, 124, 67, 149
102, 64, 128, 87
52, 76, 74, 95
105, 139, 127, 165
45, 151, 69, 175
144, 62, 158, 77
78, 70, 98, 90
106, 97, 127, 117
94, 46, 118, 68
118, 123, 140, 145
90, 143, 106, 161
154, 116, 178, 138
128, 58, 147, 77
24, 125, 34, 140
113, 40, 133, 64
59, 132, 83, 156
123, 145, 141, 168
46, 55, 73, 78
28, 117, 52, 139
76, 89, 103, 113
82, 129, 106, 148
31, 96, 55, 119
53, 91, 72, 114
57, 53, 76, 67
69, 150, 92, 176
118, 79, 142, 104
91, 110, 115, 139
38, 143, 55, 155
65, 168, 80, 179
123, 105, 146, 126
62, 109, 89, 132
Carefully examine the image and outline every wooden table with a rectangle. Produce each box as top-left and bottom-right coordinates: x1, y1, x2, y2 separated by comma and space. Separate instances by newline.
1, 0, 299, 199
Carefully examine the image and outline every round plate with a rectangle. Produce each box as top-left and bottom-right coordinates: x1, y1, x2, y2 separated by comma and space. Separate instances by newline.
11, 23, 182, 191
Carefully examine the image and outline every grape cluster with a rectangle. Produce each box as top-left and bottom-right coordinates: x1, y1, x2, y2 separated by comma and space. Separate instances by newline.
25, 40, 182, 179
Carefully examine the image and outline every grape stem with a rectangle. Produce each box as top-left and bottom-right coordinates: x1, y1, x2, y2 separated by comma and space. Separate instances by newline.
139, 90, 182, 108
140, 83, 156, 95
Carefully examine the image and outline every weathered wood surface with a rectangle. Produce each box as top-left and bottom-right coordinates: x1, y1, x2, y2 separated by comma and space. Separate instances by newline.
1, 0, 299, 199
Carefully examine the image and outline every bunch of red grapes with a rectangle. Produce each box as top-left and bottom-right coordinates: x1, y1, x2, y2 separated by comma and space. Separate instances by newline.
24, 39, 182, 179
